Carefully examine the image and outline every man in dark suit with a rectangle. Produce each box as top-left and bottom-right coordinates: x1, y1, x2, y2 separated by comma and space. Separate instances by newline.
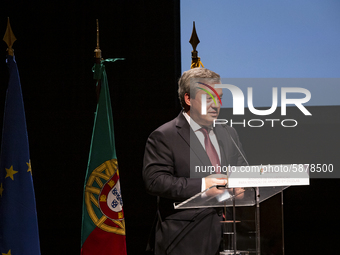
143, 68, 247, 255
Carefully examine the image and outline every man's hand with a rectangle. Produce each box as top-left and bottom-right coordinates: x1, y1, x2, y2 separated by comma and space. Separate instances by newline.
204, 176, 228, 196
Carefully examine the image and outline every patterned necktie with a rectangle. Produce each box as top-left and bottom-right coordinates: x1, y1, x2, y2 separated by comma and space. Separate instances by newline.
200, 127, 221, 172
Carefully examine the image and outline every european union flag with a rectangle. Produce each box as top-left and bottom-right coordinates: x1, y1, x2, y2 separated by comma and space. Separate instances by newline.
0, 55, 41, 255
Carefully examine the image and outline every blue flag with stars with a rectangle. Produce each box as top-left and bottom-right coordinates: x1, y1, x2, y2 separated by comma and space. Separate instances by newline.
0, 55, 41, 255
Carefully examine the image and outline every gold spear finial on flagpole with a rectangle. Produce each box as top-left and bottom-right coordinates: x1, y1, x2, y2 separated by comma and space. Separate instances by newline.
189, 21, 204, 69
94, 19, 102, 60
3, 17, 17, 56
94, 19, 103, 102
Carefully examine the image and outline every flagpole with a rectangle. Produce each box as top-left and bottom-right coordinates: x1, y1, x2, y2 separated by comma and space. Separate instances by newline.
94, 19, 102, 102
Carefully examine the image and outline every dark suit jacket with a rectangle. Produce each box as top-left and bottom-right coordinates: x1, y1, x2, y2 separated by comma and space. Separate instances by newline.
143, 112, 247, 255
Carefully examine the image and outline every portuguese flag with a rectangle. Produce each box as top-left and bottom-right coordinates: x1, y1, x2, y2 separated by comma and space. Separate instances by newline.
81, 61, 127, 255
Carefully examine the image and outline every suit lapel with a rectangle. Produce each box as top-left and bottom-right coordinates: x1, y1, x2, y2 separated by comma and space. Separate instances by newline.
214, 125, 234, 166
175, 113, 238, 168
175, 113, 211, 166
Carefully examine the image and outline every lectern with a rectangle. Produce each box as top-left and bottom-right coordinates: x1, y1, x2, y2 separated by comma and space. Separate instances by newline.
175, 165, 309, 255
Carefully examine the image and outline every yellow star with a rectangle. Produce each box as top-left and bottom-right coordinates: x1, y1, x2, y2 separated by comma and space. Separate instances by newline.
2, 249, 11, 255
27, 159, 32, 175
5, 166, 18, 180
0, 183, 3, 197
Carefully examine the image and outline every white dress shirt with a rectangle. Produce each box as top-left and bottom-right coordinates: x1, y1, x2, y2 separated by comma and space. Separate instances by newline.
182, 111, 221, 191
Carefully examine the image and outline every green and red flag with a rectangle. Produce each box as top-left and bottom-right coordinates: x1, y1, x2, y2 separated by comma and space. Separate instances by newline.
81, 60, 127, 255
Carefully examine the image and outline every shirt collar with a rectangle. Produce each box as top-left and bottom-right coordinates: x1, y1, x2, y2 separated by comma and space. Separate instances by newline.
182, 111, 212, 132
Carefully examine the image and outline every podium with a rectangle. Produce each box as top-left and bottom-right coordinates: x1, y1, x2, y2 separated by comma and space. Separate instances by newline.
174, 165, 309, 255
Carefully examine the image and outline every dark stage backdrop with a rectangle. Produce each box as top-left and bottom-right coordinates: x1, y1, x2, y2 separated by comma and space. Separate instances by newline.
1, 1, 181, 254
0, 1, 339, 255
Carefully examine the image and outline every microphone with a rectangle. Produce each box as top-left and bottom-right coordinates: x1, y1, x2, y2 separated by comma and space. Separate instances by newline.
221, 124, 249, 166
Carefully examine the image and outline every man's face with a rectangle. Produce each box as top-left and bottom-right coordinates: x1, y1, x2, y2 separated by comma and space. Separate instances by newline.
189, 82, 223, 127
